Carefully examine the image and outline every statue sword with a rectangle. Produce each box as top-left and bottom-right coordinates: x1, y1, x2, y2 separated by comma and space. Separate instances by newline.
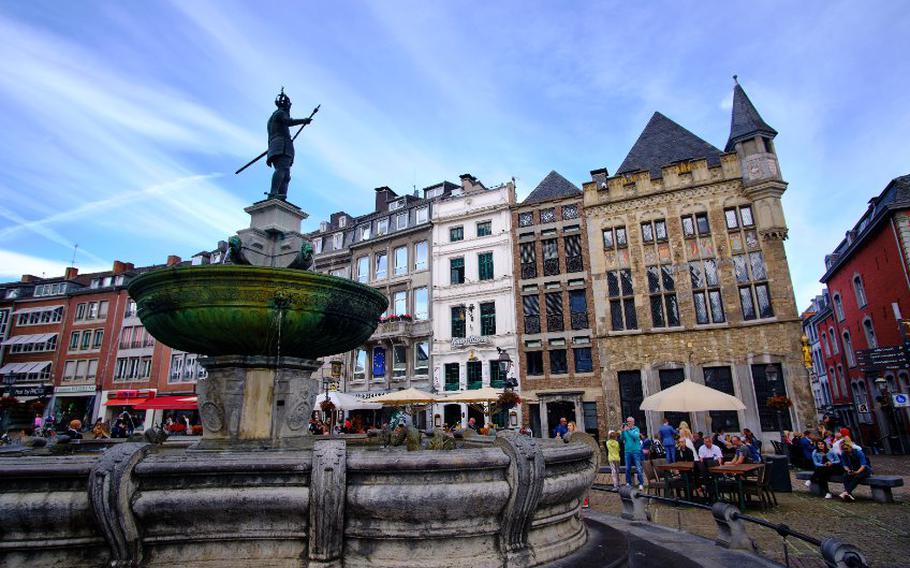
234, 104, 321, 175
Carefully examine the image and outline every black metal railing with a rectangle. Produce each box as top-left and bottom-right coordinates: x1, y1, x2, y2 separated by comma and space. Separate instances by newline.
590, 484, 869, 568
570, 311, 588, 330
546, 314, 564, 332
543, 258, 560, 276
566, 255, 584, 273
524, 315, 540, 334
521, 263, 537, 279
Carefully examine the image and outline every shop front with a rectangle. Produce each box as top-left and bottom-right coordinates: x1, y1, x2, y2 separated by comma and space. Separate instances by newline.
101, 389, 156, 435
50, 384, 97, 428
135, 394, 200, 435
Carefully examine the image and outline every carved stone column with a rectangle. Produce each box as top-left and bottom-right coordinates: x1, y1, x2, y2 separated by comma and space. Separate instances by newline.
87, 442, 150, 567
494, 433, 545, 568
308, 438, 347, 568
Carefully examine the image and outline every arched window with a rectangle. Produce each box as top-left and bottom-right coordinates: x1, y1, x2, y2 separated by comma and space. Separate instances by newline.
843, 331, 856, 367
853, 275, 867, 307
829, 329, 838, 354
863, 317, 878, 348
828, 367, 837, 398
821, 333, 830, 357
836, 365, 846, 399
833, 293, 845, 321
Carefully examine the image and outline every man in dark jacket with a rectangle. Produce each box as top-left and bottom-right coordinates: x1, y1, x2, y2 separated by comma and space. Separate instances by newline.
267, 89, 312, 200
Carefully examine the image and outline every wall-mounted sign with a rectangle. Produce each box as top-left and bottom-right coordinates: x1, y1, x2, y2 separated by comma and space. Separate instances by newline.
55, 385, 96, 394
894, 393, 910, 408
856, 346, 908, 372
7, 384, 52, 398
451, 335, 491, 349
372, 347, 386, 377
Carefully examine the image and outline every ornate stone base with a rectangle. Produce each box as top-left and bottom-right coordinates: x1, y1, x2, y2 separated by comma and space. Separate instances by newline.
195, 355, 321, 450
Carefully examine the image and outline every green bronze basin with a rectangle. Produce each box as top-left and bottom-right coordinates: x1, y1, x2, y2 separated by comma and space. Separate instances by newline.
127, 265, 388, 359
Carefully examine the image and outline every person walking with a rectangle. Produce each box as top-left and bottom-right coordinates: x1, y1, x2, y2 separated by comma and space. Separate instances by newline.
606, 431, 621, 488
621, 417, 644, 490
659, 418, 678, 463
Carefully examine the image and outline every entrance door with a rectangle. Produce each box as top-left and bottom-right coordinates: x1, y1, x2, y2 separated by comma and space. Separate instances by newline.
546, 400, 576, 438
467, 406, 485, 428
443, 404, 461, 428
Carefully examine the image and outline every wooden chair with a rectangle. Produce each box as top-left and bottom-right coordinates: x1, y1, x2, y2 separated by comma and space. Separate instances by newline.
743, 463, 777, 509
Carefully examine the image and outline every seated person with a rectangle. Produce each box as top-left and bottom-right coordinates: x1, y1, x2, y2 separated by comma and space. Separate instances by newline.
697, 436, 724, 465
808, 439, 841, 499
729, 435, 752, 465
839, 442, 871, 502
676, 437, 695, 462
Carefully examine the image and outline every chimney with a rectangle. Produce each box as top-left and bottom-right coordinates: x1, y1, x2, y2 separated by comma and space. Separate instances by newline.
112, 260, 127, 274
64, 266, 79, 280
590, 168, 609, 189
20, 274, 38, 283
166, 255, 182, 267
374, 186, 397, 213
124, 262, 135, 272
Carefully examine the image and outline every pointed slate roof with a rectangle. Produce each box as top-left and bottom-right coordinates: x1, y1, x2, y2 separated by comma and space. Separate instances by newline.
521, 170, 581, 205
725, 82, 778, 151
616, 112, 723, 179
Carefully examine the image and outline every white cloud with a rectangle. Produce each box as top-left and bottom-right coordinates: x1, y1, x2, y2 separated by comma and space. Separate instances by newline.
0, 249, 109, 281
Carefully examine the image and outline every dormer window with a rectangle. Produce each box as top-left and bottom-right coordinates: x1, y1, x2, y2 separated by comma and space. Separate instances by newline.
360, 225, 371, 240
425, 187, 443, 199
377, 218, 389, 235
338, 217, 347, 228
389, 200, 404, 211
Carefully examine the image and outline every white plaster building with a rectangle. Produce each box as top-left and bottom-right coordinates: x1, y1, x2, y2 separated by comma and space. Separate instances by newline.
430, 174, 520, 429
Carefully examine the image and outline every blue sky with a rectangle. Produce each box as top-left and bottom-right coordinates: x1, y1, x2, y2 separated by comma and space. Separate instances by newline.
0, 2, 908, 308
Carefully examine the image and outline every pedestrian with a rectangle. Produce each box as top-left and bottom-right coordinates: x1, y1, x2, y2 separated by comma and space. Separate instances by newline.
640, 432, 652, 459
659, 418, 677, 463
621, 416, 644, 490
807, 439, 841, 499
33, 413, 43, 435
606, 431, 621, 488
839, 442, 871, 502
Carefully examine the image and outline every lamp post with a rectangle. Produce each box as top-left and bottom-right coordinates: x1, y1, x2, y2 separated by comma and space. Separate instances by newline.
497, 347, 516, 390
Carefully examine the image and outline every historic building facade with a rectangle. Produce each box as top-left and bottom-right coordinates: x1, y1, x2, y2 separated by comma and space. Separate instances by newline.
801, 293, 834, 419
816, 174, 910, 452
583, 81, 813, 439
511, 171, 605, 441
431, 175, 520, 429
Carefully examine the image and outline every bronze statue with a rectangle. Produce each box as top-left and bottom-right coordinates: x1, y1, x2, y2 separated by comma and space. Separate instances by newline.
235, 89, 319, 201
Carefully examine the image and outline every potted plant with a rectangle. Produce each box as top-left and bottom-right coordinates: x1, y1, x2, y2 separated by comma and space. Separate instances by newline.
320, 398, 336, 413
399, 314, 413, 322
496, 390, 521, 411
766, 395, 792, 410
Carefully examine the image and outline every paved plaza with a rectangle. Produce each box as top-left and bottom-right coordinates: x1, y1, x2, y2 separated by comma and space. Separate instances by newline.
591, 454, 910, 568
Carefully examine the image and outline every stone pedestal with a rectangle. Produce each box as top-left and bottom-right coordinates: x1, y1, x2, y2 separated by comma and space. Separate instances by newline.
236, 198, 310, 268
194, 355, 321, 450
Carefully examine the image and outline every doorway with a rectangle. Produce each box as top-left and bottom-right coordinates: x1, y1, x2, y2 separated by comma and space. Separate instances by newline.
546, 400, 576, 438
443, 404, 461, 428
467, 406, 484, 428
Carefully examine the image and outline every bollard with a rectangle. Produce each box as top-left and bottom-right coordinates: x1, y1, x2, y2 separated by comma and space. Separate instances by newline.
820, 538, 869, 568
711, 502, 755, 551
618, 485, 648, 522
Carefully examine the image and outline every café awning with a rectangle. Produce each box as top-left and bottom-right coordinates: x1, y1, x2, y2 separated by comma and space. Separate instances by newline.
315, 391, 382, 411
369, 387, 437, 405
0, 361, 52, 374
437, 387, 504, 403
13, 305, 63, 315
134, 396, 198, 410
2, 333, 57, 346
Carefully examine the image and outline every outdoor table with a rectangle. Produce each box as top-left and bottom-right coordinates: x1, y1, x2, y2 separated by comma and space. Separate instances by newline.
654, 461, 696, 500
708, 463, 763, 510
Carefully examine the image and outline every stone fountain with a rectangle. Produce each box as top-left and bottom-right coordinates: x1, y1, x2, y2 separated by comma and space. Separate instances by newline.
0, 92, 601, 568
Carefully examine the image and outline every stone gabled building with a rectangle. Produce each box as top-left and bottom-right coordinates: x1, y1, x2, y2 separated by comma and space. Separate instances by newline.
583, 81, 813, 440
511, 171, 605, 441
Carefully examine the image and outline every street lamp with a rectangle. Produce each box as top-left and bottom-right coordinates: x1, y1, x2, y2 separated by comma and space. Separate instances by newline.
497, 347, 517, 390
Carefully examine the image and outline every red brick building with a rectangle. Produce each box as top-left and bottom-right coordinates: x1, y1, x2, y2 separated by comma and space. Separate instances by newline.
817, 174, 910, 452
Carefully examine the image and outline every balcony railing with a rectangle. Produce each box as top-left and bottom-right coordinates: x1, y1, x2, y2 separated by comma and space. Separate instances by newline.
521, 263, 537, 279
444, 382, 460, 392
370, 319, 431, 341
490, 379, 504, 388
566, 255, 584, 273
546, 314, 564, 332
543, 258, 560, 276
570, 311, 589, 330
467, 381, 482, 390
524, 315, 541, 334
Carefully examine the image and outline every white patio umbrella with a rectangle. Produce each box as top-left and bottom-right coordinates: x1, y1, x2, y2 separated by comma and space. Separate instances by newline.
436, 387, 503, 403
639, 379, 746, 412
314, 391, 382, 411
369, 387, 438, 405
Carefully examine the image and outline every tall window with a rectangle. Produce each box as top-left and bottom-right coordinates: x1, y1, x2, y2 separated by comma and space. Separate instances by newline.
414, 341, 429, 375
450, 257, 465, 284
489, 360, 505, 387
393, 345, 407, 378
724, 205, 754, 230
523, 295, 541, 334
574, 347, 593, 373
618, 370, 647, 434
608, 269, 637, 330
863, 318, 878, 348
659, 369, 689, 427
414, 241, 428, 271
681, 212, 710, 237
476, 221, 492, 237
520, 242, 537, 279
444, 363, 460, 391
526, 351, 544, 376
353, 349, 366, 381
333, 233, 343, 250
640, 219, 668, 243
843, 331, 856, 367
733, 251, 772, 320
450, 226, 464, 242
647, 265, 679, 328
478, 252, 494, 280
451, 306, 466, 338
416, 206, 429, 224
690, 259, 724, 324
393, 291, 407, 316
395, 212, 408, 230
545, 292, 564, 332
357, 256, 369, 283
542, 239, 559, 276
602, 226, 627, 249
377, 218, 389, 235
703, 366, 740, 431
550, 349, 567, 374
833, 294, 845, 321
853, 275, 867, 307
394, 246, 407, 276
314, 238, 323, 254
360, 225, 371, 241
564, 235, 583, 272
829, 328, 838, 354
752, 363, 792, 431
375, 252, 387, 280
569, 289, 588, 330
480, 302, 496, 336
467, 361, 482, 389
414, 287, 428, 320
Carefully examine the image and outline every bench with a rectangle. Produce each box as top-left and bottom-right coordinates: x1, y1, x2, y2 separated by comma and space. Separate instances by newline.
796, 470, 903, 503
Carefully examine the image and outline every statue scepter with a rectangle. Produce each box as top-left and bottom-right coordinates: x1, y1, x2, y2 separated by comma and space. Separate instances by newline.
235, 102, 320, 175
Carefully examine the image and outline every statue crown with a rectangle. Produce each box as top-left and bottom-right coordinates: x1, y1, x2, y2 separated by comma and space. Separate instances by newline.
275, 87, 291, 109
